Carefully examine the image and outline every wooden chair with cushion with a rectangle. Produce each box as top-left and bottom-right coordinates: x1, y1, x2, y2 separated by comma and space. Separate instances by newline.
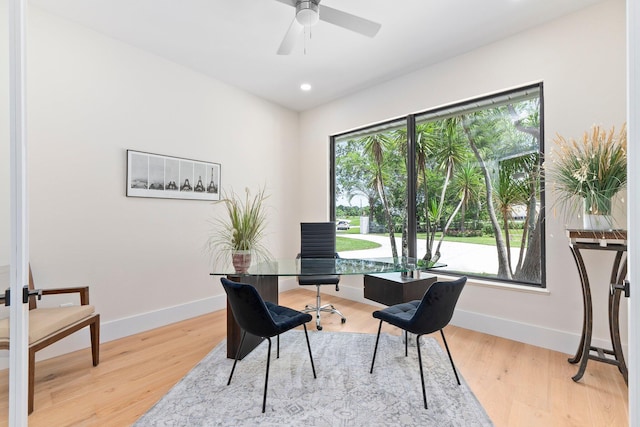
0, 266, 100, 414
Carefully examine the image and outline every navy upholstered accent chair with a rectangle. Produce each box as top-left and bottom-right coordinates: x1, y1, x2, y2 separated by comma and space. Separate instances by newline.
369, 276, 467, 409
297, 222, 346, 330
221, 277, 316, 413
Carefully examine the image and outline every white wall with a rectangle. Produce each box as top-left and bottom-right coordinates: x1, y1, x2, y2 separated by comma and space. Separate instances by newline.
1, 6, 300, 363
299, 0, 628, 355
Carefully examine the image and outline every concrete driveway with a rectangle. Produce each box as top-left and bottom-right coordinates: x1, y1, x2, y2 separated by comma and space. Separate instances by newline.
338, 232, 522, 276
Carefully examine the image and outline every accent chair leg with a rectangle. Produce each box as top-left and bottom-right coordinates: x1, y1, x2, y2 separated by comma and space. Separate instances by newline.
440, 329, 461, 385
416, 334, 428, 409
277, 334, 280, 359
263, 337, 272, 413
303, 324, 317, 378
28, 348, 35, 414
370, 320, 383, 373
405, 330, 408, 357
90, 316, 100, 366
228, 330, 246, 385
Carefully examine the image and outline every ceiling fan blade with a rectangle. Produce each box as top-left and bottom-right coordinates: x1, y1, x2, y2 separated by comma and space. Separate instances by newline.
277, 18, 303, 55
273, 0, 297, 7
320, 5, 381, 38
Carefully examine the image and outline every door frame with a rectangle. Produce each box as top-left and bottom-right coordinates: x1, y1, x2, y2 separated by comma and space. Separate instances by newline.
8, 0, 29, 424
627, 0, 639, 423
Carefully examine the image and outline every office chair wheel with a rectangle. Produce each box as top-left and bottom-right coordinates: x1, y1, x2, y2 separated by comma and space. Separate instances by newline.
341, 318, 346, 324
317, 325, 323, 331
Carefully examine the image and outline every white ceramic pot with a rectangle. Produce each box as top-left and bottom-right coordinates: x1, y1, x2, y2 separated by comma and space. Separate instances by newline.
582, 213, 613, 230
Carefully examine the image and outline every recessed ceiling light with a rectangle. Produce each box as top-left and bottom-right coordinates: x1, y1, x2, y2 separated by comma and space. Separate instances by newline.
300, 83, 312, 91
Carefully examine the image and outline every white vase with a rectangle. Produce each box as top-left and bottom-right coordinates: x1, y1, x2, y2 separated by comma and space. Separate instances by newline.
582, 213, 613, 230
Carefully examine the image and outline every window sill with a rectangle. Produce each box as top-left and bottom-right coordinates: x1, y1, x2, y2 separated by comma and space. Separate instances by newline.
436, 273, 550, 295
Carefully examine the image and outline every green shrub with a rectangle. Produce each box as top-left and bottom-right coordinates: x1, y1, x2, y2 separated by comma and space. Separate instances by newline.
447, 229, 484, 238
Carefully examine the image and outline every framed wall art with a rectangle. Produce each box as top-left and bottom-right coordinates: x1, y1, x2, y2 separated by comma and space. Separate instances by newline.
127, 150, 221, 201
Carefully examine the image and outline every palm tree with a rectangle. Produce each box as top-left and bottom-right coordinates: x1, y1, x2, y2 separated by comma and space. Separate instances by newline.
507, 102, 542, 282
423, 118, 470, 263
515, 156, 541, 282
432, 163, 483, 262
460, 113, 512, 280
345, 177, 378, 224
407, 123, 437, 260
493, 162, 528, 275
359, 133, 398, 258
392, 122, 438, 260
452, 162, 483, 231
432, 118, 468, 214
336, 143, 379, 223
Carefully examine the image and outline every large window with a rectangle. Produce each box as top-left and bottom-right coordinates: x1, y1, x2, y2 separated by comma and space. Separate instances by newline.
332, 83, 545, 287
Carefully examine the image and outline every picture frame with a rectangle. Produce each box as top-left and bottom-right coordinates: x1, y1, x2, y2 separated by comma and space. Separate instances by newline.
126, 150, 221, 201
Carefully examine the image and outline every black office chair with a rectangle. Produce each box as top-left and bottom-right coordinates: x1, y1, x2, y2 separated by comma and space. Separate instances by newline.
221, 278, 316, 413
369, 276, 467, 409
297, 222, 346, 331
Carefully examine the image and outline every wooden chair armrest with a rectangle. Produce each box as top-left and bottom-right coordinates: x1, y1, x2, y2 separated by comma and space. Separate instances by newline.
41, 286, 90, 305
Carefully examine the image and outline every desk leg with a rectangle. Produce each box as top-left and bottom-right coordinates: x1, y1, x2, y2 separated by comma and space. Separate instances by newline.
568, 246, 591, 368
225, 275, 278, 359
608, 254, 628, 384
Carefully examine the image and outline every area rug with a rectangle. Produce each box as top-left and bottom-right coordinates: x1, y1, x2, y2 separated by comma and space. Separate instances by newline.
135, 331, 493, 426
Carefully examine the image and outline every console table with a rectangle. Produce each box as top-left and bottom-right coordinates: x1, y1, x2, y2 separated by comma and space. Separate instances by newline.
213, 257, 438, 359
566, 229, 628, 384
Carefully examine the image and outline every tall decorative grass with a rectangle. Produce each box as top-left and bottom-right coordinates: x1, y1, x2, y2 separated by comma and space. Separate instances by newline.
207, 186, 271, 266
549, 123, 627, 217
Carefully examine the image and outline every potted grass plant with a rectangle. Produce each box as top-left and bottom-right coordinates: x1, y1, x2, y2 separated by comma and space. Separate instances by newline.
548, 123, 627, 230
207, 186, 271, 272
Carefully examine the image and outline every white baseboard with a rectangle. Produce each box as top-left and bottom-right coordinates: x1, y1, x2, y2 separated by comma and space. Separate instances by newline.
1, 281, 627, 370
282, 282, 629, 357
451, 309, 604, 356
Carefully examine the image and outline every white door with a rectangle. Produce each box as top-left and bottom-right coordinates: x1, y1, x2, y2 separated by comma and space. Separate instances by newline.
4, 0, 30, 424
627, 0, 639, 425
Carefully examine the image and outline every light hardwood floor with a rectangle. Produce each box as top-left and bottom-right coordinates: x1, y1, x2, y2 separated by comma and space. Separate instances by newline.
0, 289, 630, 426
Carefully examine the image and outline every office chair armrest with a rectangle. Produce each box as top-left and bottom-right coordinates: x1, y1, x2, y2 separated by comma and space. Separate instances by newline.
41, 286, 91, 305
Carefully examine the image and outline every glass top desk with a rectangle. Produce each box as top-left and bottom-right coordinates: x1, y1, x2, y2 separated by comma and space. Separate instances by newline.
211, 257, 443, 359
211, 257, 439, 277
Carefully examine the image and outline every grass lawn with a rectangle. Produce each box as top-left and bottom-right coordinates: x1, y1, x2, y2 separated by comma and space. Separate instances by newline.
418, 230, 525, 246
336, 236, 380, 251
336, 217, 525, 248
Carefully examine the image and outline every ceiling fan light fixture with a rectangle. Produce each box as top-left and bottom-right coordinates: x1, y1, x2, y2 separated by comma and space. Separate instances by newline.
295, 1, 319, 27
275, 0, 381, 55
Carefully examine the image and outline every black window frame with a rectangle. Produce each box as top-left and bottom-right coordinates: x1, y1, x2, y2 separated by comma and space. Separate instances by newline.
330, 82, 546, 288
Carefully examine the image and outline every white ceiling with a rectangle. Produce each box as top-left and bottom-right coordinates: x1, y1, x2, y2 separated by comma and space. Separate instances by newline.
30, 0, 605, 112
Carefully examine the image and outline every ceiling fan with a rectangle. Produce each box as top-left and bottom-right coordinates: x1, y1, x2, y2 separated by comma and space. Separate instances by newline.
274, 0, 382, 55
